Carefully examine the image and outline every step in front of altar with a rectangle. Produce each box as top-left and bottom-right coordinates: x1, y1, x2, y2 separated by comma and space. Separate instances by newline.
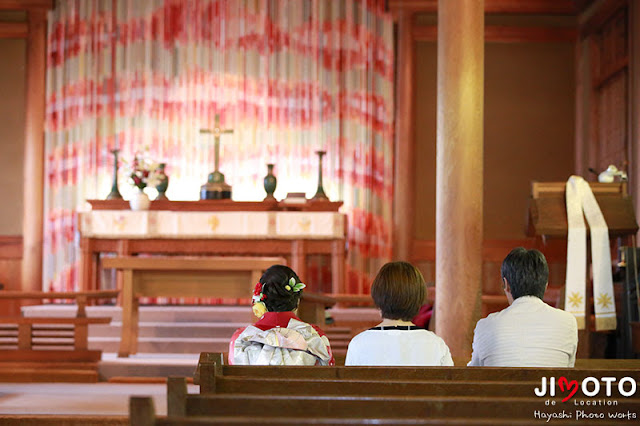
21, 304, 255, 323
20, 305, 376, 357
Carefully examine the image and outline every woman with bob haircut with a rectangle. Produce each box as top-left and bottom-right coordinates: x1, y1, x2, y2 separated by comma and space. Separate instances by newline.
228, 264, 334, 366
345, 261, 453, 366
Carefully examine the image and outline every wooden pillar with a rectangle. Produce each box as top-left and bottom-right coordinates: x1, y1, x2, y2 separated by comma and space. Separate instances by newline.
393, 11, 416, 261
21, 10, 47, 292
574, 37, 589, 178
291, 240, 306, 283
631, 0, 640, 228
435, 0, 484, 360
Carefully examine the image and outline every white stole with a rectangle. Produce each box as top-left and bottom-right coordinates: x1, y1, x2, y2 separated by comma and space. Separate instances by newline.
565, 176, 616, 331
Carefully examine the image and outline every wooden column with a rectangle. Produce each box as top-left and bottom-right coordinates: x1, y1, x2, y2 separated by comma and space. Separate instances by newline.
631, 0, 640, 227
435, 0, 484, 359
393, 11, 416, 261
574, 37, 589, 178
21, 10, 47, 292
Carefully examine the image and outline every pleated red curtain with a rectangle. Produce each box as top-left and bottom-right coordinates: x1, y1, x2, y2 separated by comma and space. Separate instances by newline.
44, 0, 394, 296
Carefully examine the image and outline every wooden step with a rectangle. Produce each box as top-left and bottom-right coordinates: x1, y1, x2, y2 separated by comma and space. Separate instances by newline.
0, 349, 102, 362
0, 361, 97, 370
0, 368, 98, 383
0, 415, 128, 425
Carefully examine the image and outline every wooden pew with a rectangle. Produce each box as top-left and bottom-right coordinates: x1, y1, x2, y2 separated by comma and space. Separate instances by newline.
214, 365, 640, 381
0, 290, 118, 382
192, 355, 640, 399
192, 375, 634, 398
182, 394, 640, 420
157, 382, 640, 424
193, 353, 640, 383
132, 395, 625, 426
164, 354, 640, 424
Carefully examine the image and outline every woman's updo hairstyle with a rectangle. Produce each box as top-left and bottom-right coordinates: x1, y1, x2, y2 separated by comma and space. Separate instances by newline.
260, 265, 303, 312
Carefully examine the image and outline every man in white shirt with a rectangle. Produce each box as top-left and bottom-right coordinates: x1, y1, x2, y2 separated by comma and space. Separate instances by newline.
468, 247, 578, 367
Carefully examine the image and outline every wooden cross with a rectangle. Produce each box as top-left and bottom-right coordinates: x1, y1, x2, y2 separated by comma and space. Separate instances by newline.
200, 114, 234, 173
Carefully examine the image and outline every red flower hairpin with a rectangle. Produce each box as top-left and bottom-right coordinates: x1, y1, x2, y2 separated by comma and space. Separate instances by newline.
253, 282, 262, 297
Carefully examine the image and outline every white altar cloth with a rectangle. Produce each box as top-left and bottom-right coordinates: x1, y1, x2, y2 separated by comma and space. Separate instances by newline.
78, 211, 345, 239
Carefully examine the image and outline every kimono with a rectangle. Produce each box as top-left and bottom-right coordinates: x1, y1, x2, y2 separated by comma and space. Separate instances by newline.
228, 311, 335, 366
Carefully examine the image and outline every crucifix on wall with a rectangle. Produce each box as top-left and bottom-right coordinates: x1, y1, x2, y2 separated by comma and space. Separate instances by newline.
200, 114, 234, 200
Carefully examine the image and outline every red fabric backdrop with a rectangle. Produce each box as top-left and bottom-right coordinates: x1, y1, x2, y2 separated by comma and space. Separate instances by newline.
44, 0, 394, 296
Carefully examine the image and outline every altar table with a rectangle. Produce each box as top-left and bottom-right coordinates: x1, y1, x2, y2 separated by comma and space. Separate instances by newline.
78, 201, 347, 295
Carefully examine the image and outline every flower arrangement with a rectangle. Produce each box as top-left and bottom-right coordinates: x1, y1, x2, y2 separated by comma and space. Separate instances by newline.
123, 150, 161, 191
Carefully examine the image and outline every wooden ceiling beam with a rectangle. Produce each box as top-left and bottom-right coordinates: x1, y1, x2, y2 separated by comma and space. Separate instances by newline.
389, 0, 578, 15
413, 25, 577, 43
579, 0, 627, 35
0, 21, 27, 37
0, 0, 53, 10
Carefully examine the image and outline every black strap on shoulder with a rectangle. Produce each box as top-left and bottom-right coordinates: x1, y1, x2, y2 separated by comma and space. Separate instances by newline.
369, 325, 423, 331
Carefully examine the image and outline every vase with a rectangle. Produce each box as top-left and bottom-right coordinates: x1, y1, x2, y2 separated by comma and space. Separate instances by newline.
155, 163, 170, 200
129, 190, 151, 211
311, 150, 328, 201
263, 164, 277, 200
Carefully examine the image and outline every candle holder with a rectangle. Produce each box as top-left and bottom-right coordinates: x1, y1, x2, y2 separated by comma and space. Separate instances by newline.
106, 149, 123, 200
311, 150, 328, 201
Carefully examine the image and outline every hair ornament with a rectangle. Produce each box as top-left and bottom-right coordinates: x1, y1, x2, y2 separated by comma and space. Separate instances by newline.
252, 301, 267, 318
288, 277, 306, 292
252, 282, 266, 304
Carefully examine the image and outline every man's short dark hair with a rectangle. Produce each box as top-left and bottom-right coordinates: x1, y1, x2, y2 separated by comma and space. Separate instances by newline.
501, 247, 549, 300
371, 261, 426, 321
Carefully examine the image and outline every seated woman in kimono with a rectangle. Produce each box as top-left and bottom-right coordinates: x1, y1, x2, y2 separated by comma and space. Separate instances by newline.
345, 261, 453, 366
228, 264, 335, 366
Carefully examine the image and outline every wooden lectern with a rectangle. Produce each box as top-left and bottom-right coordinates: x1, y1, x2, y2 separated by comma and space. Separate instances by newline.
527, 181, 638, 358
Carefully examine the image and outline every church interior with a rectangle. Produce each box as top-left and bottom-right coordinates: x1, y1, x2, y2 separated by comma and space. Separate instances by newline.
1, 0, 640, 423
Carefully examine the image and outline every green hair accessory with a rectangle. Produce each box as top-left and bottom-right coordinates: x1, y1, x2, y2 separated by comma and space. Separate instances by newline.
288, 277, 306, 292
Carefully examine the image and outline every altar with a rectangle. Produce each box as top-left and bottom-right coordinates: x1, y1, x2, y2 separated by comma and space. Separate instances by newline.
78, 200, 347, 295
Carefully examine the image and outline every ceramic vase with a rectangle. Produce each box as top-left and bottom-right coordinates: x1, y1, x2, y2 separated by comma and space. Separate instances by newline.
155, 163, 169, 200
129, 190, 151, 211
263, 164, 277, 200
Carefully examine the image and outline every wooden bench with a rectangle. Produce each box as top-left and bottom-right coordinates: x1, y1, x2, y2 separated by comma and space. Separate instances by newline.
101, 256, 335, 357
133, 395, 616, 426
0, 290, 118, 382
193, 353, 640, 383
173, 393, 640, 419
192, 353, 640, 398
125, 353, 640, 425
155, 379, 640, 424
142, 353, 639, 424
134, 396, 587, 426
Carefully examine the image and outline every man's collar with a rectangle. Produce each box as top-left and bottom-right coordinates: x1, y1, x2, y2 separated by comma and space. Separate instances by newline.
512, 295, 544, 305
